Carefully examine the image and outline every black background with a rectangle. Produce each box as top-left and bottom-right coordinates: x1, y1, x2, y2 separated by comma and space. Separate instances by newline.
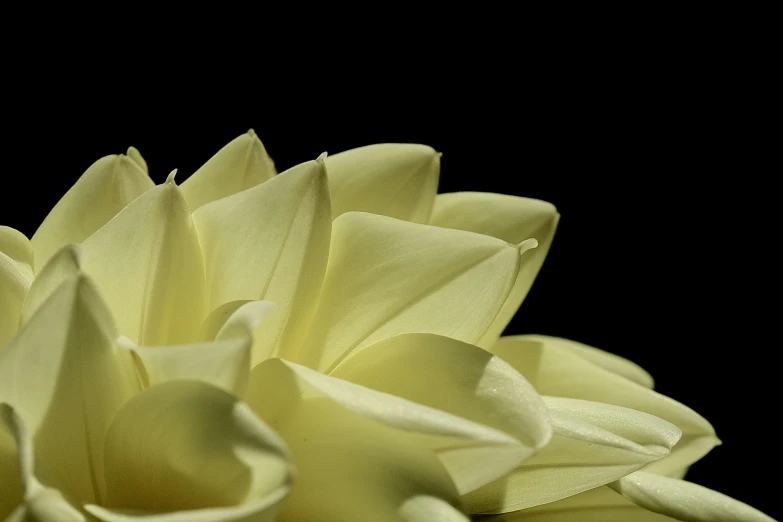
2, 60, 775, 518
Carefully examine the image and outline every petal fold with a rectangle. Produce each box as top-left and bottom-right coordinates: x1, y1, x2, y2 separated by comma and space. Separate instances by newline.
193, 158, 330, 363
296, 212, 528, 372
181, 129, 276, 210
429, 193, 559, 346
89, 380, 292, 522
325, 143, 440, 223
0, 227, 33, 348
81, 179, 207, 345
31, 150, 153, 267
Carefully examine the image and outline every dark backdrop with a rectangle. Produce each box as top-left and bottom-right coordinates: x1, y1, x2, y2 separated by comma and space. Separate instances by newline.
2, 84, 774, 518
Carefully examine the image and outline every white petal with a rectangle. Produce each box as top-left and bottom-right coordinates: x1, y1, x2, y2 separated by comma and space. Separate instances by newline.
193, 158, 330, 364
330, 333, 552, 492
610, 471, 776, 522
490, 336, 718, 477
88, 380, 292, 522
31, 150, 153, 267
20, 243, 81, 324
0, 275, 139, 505
81, 178, 207, 345
181, 129, 276, 210
325, 143, 440, 223
429, 193, 559, 346
0, 227, 33, 348
296, 212, 528, 372
464, 397, 681, 514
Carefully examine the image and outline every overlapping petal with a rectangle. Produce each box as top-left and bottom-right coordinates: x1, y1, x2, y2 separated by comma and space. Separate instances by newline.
429, 193, 559, 346
0, 274, 139, 506
192, 157, 330, 363
20, 243, 81, 323
86, 380, 292, 522
81, 175, 207, 345
181, 129, 276, 210
325, 144, 440, 223
0, 227, 33, 348
31, 149, 153, 267
296, 212, 534, 372
246, 360, 469, 522
490, 335, 718, 477
464, 397, 681, 514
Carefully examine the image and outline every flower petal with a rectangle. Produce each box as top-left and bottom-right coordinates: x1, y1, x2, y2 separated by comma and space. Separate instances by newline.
330, 333, 552, 491
490, 335, 718, 477
192, 157, 330, 364
0, 274, 138, 505
0, 227, 33, 348
20, 243, 81, 324
130, 301, 274, 396
428, 193, 559, 346
87, 380, 292, 522
296, 212, 530, 372
247, 360, 469, 522
325, 143, 440, 223
180, 129, 276, 210
31, 149, 153, 268
249, 359, 532, 498
464, 397, 681, 514
81, 177, 207, 345
1, 403, 85, 522
480, 486, 675, 521
610, 471, 776, 522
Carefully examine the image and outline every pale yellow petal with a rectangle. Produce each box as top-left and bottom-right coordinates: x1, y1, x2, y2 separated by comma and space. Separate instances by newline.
490, 335, 718, 477
181, 129, 276, 210
246, 376, 468, 522
429, 193, 559, 346
20, 244, 81, 324
330, 333, 552, 492
249, 359, 533, 497
481, 486, 675, 521
464, 397, 681, 514
296, 212, 529, 372
193, 158, 330, 364
31, 150, 153, 267
326, 143, 440, 223
0, 275, 139, 505
130, 301, 274, 396
81, 177, 207, 345
610, 471, 776, 522
0, 227, 33, 348
1, 403, 85, 522
89, 380, 291, 522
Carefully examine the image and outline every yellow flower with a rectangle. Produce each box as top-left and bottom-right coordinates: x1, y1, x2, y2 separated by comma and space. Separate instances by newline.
0, 131, 774, 522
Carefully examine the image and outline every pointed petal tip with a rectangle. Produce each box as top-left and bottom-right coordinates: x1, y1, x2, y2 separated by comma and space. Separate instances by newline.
247, 128, 257, 137
165, 169, 178, 185
317, 151, 328, 162
518, 238, 539, 253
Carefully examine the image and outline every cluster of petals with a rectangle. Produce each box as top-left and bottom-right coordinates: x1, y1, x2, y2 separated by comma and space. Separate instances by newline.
0, 131, 774, 521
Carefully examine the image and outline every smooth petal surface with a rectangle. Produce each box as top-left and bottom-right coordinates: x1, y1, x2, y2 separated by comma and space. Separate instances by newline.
193, 158, 330, 364
130, 301, 274, 396
491, 335, 718, 477
1, 404, 85, 522
0, 275, 138, 505
325, 143, 440, 223
181, 130, 276, 210
480, 487, 675, 521
245, 363, 469, 522
20, 243, 81, 324
31, 149, 153, 267
297, 212, 530, 372
464, 397, 681, 514
330, 333, 551, 492
429, 193, 559, 346
610, 471, 776, 522
0, 227, 33, 348
89, 380, 292, 522
81, 177, 206, 345
249, 359, 529, 497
